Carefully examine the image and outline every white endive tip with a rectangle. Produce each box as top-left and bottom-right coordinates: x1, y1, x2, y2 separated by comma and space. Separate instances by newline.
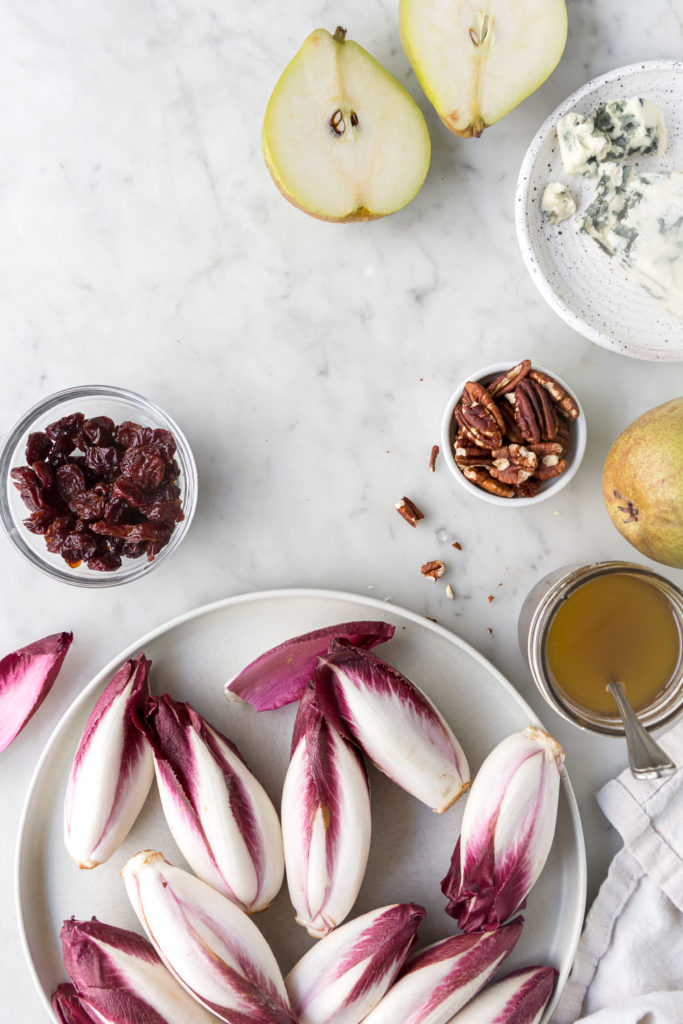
285, 902, 425, 1024
361, 919, 523, 1024
442, 726, 564, 932
122, 850, 296, 1024
140, 694, 284, 912
64, 654, 154, 869
282, 684, 371, 937
315, 640, 469, 813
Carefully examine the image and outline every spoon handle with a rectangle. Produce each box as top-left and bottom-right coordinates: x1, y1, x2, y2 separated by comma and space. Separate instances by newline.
607, 680, 677, 780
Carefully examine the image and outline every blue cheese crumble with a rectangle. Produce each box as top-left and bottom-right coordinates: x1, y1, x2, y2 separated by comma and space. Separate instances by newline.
580, 163, 683, 317
541, 182, 577, 224
557, 97, 667, 176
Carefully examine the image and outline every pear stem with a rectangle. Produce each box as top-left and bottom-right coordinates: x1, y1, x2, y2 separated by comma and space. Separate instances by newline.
333, 26, 347, 44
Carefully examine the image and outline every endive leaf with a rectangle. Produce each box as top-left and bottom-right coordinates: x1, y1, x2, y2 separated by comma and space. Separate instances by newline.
0, 631, 72, 751
282, 683, 371, 936
225, 620, 395, 711
139, 694, 284, 912
314, 639, 469, 812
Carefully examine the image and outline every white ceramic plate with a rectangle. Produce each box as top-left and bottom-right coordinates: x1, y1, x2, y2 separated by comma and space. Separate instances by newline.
516, 60, 683, 360
17, 589, 586, 1022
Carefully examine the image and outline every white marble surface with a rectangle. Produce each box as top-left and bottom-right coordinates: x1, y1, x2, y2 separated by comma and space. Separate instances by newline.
1, 0, 683, 1018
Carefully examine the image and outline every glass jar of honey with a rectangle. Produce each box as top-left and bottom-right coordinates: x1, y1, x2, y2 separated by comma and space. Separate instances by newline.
519, 562, 683, 735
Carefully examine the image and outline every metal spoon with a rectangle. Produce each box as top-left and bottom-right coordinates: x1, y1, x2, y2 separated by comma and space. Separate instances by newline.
607, 679, 677, 780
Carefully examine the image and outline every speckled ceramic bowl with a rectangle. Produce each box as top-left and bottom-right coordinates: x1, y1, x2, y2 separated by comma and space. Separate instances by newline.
516, 60, 683, 361
441, 361, 586, 507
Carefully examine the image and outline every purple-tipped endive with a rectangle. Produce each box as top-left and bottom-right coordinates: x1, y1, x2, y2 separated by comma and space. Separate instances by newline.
64, 654, 154, 869
285, 902, 425, 1024
282, 683, 371, 937
0, 631, 72, 751
138, 694, 284, 913
314, 640, 469, 813
444, 965, 557, 1024
59, 917, 220, 1024
122, 850, 296, 1024
52, 984, 97, 1024
360, 917, 523, 1024
442, 727, 564, 932
224, 620, 395, 710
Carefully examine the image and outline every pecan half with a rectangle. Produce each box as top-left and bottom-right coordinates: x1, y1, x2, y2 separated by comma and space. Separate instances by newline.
488, 359, 532, 398
555, 418, 572, 453
462, 381, 506, 432
515, 478, 541, 498
534, 454, 567, 480
421, 560, 445, 581
498, 400, 525, 444
529, 369, 580, 420
490, 444, 538, 485
514, 379, 542, 444
455, 406, 500, 450
454, 444, 494, 469
395, 496, 424, 526
462, 466, 515, 498
527, 440, 563, 458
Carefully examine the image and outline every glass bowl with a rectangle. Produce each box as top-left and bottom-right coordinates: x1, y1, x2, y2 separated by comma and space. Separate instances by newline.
519, 561, 683, 735
440, 361, 587, 506
0, 385, 198, 587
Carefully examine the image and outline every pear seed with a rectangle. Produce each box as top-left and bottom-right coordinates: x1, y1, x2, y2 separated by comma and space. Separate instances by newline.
330, 109, 345, 135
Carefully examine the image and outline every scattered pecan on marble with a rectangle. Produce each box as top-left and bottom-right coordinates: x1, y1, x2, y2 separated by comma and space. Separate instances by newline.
395, 496, 424, 526
421, 560, 446, 581
451, 361, 580, 498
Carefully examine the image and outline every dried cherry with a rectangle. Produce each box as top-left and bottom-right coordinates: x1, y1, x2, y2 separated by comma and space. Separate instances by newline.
11, 410, 184, 572
25, 432, 51, 464
120, 445, 166, 491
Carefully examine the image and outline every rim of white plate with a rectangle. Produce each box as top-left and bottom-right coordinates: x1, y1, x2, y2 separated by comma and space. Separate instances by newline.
16, 587, 587, 1021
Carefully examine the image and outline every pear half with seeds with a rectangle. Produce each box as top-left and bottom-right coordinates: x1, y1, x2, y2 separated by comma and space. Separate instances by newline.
399, 0, 567, 138
262, 27, 431, 221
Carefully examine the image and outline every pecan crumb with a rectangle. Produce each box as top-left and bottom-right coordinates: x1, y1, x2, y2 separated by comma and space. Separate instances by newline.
395, 496, 424, 527
428, 445, 439, 472
487, 595, 494, 603
445, 583, 454, 600
421, 560, 446, 581
452, 541, 462, 551
487, 627, 493, 634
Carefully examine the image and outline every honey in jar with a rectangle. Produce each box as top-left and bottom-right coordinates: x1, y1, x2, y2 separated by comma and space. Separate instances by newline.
545, 572, 681, 717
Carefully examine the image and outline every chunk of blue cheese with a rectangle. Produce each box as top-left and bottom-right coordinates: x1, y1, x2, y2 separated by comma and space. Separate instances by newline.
557, 112, 611, 176
541, 182, 577, 224
594, 97, 668, 159
557, 97, 667, 176
580, 162, 683, 317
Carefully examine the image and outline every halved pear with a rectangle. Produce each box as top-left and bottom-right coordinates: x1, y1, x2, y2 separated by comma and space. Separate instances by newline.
399, 0, 567, 138
262, 27, 431, 221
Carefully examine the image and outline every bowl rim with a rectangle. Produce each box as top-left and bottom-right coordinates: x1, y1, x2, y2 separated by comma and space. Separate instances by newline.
0, 384, 198, 588
440, 361, 587, 507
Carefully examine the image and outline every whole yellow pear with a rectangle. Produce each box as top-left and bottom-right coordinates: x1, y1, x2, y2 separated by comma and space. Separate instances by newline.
602, 397, 683, 569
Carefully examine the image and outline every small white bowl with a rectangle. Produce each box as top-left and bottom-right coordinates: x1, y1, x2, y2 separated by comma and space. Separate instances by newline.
440, 362, 587, 507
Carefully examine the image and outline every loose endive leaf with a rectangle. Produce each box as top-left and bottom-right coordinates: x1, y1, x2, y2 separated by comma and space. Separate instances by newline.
285, 902, 425, 1024
443, 965, 557, 1024
361, 918, 524, 1024
64, 654, 154, 869
315, 639, 469, 813
122, 850, 296, 1024
139, 693, 284, 913
442, 727, 564, 932
60, 917, 220, 1024
52, 984, 98, 1024
0, 631, 72, 751
282, 683, 371, 937
225, 620, 395, 711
